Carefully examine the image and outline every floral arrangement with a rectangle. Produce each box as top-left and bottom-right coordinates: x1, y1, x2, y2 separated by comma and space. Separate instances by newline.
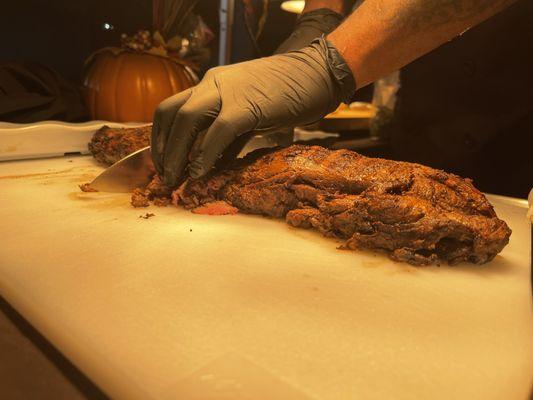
119, 0, 213, 69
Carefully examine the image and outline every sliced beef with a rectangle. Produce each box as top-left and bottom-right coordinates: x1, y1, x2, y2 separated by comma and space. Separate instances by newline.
79, 182, 97, 192
130, 175, 171, 208
139, 145, 511, 266
131, 188, 150, 207
192, 201, 238, 215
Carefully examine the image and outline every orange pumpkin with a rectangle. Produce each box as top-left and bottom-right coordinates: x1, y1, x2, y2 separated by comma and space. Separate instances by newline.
83, 48, 196, 122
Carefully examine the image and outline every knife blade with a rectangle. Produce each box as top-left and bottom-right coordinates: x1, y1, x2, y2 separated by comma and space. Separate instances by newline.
90, 146, 154, 193
88, 130, 292, 193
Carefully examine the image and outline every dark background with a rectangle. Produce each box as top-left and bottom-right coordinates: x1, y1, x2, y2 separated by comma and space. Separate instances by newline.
1, 0, 153, 82
0, 0, 295, 82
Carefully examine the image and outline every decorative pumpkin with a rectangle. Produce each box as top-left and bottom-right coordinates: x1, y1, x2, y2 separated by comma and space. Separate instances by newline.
83, 48, 196, 122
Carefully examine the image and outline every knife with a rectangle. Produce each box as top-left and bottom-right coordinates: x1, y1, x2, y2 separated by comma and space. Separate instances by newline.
89, 146, 154, 193
89, 130, 291, 193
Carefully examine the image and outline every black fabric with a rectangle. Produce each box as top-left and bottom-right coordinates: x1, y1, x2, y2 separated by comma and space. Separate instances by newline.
391, 0, 533, 198
0, 62, 89, 123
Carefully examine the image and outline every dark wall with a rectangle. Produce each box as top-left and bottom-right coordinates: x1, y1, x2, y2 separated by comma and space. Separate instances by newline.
392, 0, 533, 198
0, 0, 297, 83
0, 0, 153, 82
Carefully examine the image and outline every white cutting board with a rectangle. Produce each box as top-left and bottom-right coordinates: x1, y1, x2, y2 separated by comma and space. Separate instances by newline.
0, 156, 532, 400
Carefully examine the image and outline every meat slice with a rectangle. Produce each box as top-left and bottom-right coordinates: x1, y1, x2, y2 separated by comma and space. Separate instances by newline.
192, 201, 238, 215
131, 188, 150, 207
139, 145, 511, 266
130, 175, 171, 208
89, 125, 151, 165
79, 183, 98, 192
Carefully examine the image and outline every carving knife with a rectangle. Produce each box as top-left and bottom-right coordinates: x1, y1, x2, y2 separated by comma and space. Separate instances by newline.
89, 146, 154, 193
88, 130, 290, 193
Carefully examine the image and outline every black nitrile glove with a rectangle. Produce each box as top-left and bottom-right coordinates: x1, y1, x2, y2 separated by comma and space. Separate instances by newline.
275, 8, 344, 54
269, 8, 345, 155
151, 37, 356, 187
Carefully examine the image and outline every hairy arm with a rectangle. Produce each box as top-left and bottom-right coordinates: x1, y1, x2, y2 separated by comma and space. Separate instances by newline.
328, 0, 517, 87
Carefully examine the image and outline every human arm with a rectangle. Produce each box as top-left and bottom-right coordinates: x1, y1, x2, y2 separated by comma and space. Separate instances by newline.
328, 0, 517, 87
152, 0, 517, 186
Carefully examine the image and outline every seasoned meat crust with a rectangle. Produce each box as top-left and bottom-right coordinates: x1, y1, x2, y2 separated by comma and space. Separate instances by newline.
139, 145, 511, 266
89, 125, 151, 165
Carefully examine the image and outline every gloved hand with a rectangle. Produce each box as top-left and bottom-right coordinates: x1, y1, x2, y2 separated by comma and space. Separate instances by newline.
151, 37, 356, 187
275, 8, 344, 54
268, 8, 345, 157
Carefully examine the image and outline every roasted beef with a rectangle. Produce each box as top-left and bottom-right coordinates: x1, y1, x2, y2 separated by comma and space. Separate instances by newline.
89, 125, 151, 165
135, 145, 511, 266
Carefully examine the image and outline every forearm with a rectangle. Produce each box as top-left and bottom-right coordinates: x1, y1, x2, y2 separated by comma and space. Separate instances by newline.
328, 0, 517, 88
